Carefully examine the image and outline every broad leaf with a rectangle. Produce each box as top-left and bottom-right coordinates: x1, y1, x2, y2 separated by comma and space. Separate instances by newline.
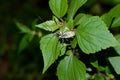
18, 34, 34, 53
108, 56, 120, 74
74, 13, 91, 26
67, 0, 87, 20
76, 16, 118, 54
113, 35, 120, 55
16, 22, 31, 33
36, 20, 59, 32
57, 54, 86, 80
40, 34, 60, 73
49, 0, 68, 18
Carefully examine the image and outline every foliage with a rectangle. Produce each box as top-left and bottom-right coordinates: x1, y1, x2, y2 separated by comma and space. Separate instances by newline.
16, 0, 120, 79
1, 0, 120, 80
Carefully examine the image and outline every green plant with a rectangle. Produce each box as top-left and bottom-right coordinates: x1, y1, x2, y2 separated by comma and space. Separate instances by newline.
16, 0, 120, 80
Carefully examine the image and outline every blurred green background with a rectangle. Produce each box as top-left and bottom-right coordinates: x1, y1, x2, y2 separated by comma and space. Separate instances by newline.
0, 0, 120, 80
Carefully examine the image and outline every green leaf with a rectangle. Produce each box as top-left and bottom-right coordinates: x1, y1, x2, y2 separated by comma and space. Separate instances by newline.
31, 19, 38, 30
101, 4, 120, 27
67, 0, 87, 20
108, 4, 120, 18
113, 35, 120, 55
18, 34, 34, 53
16, 22, 31, 33
108, 56, 120, 74
66, 50, 72, 56
58, 26, 70, 33
101, 13, 112, 27
59, 43, 67, 56
74, 13, 91, 26
49, 0, 68, 18
71, 37, 77, 48
112, 16, 120, 28
66, 18, 74, 30
98, 66, 105, 72
40, 34, 60, 73
57, 54, 86, 80
91, 60, 99, 69
36, 20, 59, 32
105, 66, 112, 74
90, 55, 105, 71
76, 16, 118, 54
52, 16, 60, 25
94, 74, 104, 80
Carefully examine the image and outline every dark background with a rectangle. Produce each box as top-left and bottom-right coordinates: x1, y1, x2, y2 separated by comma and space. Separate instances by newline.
0, 0, 119, 80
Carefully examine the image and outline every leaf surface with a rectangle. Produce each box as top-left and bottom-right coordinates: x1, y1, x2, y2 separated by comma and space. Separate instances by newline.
49, 0, 68, 18
76, 16, 118, 54
109, 56, 120, 74
18, 34, 34, 53
16, 22, 31, 33
74, 13, 91, 26
113, 35, 120, 55
101, 4, 120, 27
40, 34, 60, 73
36, 20, 59, 32
67, 0, 87, 20
57, 54, 86, 80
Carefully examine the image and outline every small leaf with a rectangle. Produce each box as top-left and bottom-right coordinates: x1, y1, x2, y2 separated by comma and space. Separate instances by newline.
52, 16, 60, 25
31, 19, 38, 30
58, 26, 70, 33
57, 54, 86, 80
101, 13, 112, 27
36, 20, 59, 32
16, 22, 31, 33
76, 16, 118, 54
108, 4, 120, 18
98, 66, 105, 72
90, 55, 105, 71
112, 16, 120, 28
18, 34, 34, 53
113, 35, 120, 55
40, 34, 60, 73
71, 37, 77, 48
94, 74, 104, 80
101, 4, 120, 28
108, 56, 120, 74
91, 60, 99, 69
49, 0, 68, 18
66, 19, 74, 29
67, 0, 87, 20
59, 43, 67, 56
74, 13, 91, 26
105, 66, 112, 74
66, 50, 72, 56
